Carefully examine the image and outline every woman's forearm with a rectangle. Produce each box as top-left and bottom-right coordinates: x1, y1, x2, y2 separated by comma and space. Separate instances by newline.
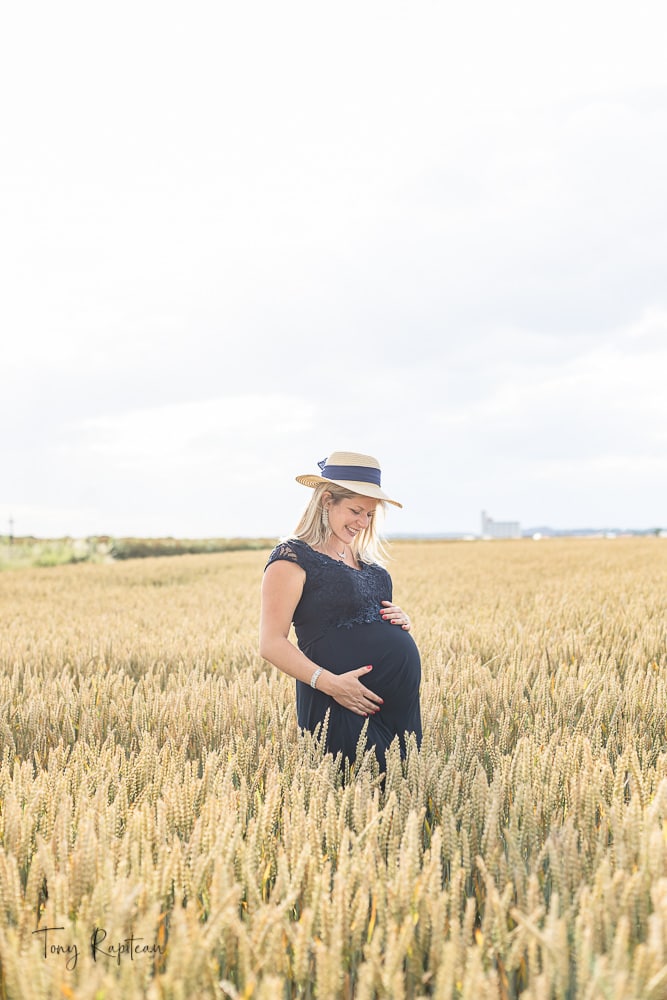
259, 634, 381, 716
259, 635, 334, 692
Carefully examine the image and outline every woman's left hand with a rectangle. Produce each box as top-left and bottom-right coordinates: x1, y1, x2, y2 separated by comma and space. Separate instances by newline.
380, 600, 411, 631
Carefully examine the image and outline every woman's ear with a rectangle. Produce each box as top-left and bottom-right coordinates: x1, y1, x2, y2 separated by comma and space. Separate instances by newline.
321, 491, 333, 509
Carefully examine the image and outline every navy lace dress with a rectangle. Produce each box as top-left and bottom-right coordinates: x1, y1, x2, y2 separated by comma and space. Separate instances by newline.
265, 538, 422, 769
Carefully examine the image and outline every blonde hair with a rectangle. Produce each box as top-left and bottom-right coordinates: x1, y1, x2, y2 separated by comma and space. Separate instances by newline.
290, 483, 389, 566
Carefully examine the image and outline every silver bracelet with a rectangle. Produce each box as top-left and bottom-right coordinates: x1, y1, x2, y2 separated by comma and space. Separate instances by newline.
310, 667, 323, 689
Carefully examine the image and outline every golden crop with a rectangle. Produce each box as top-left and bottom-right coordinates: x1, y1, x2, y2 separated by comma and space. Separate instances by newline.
0, 538, 666, 999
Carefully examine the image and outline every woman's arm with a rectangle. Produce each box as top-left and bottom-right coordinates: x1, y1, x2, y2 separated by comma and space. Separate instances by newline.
259, 560, 383, 717
259, 559, 319, 685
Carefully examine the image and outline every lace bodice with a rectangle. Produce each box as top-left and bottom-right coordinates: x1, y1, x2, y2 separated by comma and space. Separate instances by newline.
265, 538, 393, 648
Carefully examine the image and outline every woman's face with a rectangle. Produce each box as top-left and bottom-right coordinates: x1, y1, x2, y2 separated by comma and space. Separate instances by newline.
325, 493, 378, 546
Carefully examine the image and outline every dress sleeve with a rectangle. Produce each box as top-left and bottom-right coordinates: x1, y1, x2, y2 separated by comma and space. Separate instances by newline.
264, 539, 307, 571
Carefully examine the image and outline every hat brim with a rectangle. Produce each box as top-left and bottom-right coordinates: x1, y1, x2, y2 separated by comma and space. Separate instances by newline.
295, 474, 402, 508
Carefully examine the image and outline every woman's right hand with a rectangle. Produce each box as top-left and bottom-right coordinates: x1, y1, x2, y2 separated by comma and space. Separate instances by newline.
322, 664, 384, 717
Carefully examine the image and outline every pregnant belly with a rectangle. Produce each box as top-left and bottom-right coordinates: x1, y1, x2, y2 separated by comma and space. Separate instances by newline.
308, 620, 421, 704
299, 619, 422, 764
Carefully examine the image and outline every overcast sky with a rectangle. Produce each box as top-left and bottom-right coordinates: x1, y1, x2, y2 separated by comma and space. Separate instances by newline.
2, 1, 666, 538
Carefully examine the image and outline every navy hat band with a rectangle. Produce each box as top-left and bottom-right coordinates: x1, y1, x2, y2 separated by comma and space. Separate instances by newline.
319, 462, 381, 486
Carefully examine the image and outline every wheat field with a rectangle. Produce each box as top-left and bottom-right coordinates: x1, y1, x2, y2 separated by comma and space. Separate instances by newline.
0, 538, 666, 999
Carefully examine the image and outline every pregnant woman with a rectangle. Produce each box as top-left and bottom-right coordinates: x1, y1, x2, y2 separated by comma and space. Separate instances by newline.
259, 451, 422, 771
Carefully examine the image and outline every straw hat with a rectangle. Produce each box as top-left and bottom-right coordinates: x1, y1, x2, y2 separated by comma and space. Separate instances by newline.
295, 451, 402, 508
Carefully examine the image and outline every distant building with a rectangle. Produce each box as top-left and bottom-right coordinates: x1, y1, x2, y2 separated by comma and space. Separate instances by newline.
481, 510, 521, 539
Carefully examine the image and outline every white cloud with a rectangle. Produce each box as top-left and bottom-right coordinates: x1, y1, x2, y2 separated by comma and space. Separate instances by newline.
427, 308, 667, 451
61, 395, 314, 465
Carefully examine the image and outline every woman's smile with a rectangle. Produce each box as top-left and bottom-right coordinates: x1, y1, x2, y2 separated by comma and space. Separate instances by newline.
328, 497, 378, 546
